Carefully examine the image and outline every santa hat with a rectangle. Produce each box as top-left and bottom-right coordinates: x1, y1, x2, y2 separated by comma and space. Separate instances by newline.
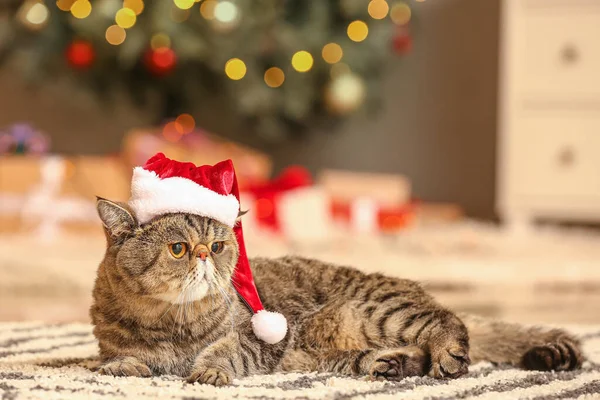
128, 153, 287, 344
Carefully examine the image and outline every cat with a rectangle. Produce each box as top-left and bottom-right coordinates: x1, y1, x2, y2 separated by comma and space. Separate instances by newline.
91, 198, 584, 386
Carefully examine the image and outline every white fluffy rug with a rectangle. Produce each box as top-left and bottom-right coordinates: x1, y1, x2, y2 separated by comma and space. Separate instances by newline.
1, 322, 600, 400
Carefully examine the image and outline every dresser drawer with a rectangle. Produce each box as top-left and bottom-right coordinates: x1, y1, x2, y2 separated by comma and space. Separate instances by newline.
513, 116, 600, 199
518, 6, 600, 101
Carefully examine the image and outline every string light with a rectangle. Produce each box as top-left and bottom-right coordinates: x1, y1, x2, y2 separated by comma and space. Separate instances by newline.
200, 0, 216, 19
175, 114, 195, 134
225, 58, 246, 80
56, 0, 74, 12
150, 33, 171, 50
330, 63, 351, 79
322, 43, 343, 64
368, 0, 389, 20
105, 25, 126, 45
174, 0, 194, 10
347, 20, 368, 42
390, 2, 411, 25
264, 67, 285, 88
70, 0, 92, 19
115, 7, 136, 28
124, 0, 144, 15
291, 51, 313, 73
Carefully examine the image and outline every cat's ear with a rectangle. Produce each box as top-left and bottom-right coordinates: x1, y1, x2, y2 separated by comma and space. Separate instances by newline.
236, 209, 248, 224
96, 197, 137, 241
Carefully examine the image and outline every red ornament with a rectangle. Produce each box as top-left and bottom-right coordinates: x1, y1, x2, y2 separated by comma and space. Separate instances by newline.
144, 47, 177, 76
66, 40, 95, 69
393, 32, 413, 55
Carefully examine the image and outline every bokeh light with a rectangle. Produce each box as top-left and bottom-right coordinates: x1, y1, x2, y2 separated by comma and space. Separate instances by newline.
175, 114, 195, 134
347, 20, 368, 42
390, 2, 411, 25
115, 7, 136, 28
162, 121, 182, 142
21, 1, 49, 28
368, 0, 389, 20
264, 67, 285, 88
291, 51, 313, 73
174, 0, 194, 10
322, 43, 343, 64
70, 0, 91, 19
105, 25, 126, 46
200, 0, 216, 19
225, 58, 247, 80
214, 1, 238, 23
151, 47, 176, 71
56, 0, 75, 12
124, 0, 144, 15
150, 33, 171, 50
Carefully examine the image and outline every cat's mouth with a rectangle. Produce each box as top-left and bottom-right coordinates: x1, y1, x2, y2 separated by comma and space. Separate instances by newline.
151, 264, 211, 304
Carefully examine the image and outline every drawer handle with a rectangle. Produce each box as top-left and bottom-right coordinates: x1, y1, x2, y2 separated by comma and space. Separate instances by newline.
558, 147, 576, 167
560, 44, 579, 65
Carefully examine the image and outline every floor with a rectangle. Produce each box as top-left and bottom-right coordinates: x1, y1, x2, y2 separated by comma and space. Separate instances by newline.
1, 220, 600, 325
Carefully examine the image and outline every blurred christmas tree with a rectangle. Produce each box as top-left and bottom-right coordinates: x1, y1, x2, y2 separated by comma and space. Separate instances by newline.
0, 0, 414, 140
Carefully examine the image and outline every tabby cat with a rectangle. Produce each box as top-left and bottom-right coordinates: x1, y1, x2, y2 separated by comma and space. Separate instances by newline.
91, 198, 584, 386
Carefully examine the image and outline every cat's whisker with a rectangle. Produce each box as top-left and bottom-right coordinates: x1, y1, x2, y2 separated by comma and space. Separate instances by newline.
158, 286, 187, 323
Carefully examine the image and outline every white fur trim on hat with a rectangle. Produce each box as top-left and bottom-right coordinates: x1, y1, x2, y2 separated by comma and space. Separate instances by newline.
128, 167, 239, 226
251, 310, 288, 344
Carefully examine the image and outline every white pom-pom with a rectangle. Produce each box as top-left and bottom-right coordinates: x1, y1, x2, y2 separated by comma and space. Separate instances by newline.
251, 310, 288, 344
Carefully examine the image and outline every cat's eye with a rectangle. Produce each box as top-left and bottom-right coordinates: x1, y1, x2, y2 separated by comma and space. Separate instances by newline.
211, 242, 224, 254
168, 242, 188, 259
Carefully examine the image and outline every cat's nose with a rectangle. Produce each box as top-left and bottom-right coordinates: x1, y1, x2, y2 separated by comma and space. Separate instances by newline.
193, 244, 209, 261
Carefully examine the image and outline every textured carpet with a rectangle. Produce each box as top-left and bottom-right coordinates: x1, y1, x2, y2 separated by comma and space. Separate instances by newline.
1, 323, 600, 399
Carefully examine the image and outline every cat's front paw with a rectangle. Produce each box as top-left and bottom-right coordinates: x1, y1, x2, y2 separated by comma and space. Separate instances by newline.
187, 367, 232, 386
98, 357, 152, 377
429, 341, 470, 379
369, 347, 427, 381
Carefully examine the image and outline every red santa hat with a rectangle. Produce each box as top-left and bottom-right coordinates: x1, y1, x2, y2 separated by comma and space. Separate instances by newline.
128, 153, 287, 344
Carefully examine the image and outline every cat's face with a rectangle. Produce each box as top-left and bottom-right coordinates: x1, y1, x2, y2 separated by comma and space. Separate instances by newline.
96, 198, 239, 304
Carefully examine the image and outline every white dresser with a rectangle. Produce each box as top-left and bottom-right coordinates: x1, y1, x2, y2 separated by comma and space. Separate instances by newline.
497, 0, 600, 228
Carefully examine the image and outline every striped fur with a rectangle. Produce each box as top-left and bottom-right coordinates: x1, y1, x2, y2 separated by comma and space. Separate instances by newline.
91, 199, 584, 386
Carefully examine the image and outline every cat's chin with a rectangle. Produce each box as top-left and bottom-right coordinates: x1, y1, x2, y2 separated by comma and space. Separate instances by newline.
151, 281, 211, 304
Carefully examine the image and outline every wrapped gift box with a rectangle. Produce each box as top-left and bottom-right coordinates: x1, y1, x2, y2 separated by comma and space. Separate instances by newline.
318, 169, 411, 207
0, 155, 130, 235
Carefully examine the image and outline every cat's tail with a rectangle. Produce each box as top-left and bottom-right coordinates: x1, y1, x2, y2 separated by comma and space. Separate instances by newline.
459, 313, 584, 371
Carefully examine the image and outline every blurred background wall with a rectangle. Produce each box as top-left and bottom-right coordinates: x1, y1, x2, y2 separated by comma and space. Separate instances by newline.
0, 0, 500, 219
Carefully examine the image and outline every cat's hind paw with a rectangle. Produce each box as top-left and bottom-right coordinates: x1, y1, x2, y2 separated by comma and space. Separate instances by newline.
98, 357, 152, 377
522, 335, 584, 372
187, 367, 232, 386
